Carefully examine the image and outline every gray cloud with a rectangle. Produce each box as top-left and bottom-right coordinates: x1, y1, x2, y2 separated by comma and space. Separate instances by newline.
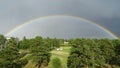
0, 0, 120, 37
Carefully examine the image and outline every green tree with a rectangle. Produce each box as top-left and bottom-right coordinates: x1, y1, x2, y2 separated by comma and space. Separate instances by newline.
30, 36, 51, 68
18, 36, 30, 49
67, 39, 107, 68
99, 39, 115, 64
0, 34, 6, 50
0, 37, 28, 68
52, 38, 60, 48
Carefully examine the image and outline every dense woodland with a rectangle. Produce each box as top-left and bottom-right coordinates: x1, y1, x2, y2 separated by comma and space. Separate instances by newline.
67, 39, 120, 68
0, 34, 120, 68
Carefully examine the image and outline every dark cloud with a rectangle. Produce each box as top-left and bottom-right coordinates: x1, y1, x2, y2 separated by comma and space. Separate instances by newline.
0, 0, 120, 37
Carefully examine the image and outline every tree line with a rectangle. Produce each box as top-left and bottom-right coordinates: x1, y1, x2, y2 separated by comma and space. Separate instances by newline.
0, 34, 120, 68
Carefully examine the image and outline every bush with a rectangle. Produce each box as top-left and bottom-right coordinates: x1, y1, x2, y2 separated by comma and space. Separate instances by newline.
52, 57, 61, 68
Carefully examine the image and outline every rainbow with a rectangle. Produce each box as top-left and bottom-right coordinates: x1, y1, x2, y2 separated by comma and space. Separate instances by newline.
5, 15, 118, 39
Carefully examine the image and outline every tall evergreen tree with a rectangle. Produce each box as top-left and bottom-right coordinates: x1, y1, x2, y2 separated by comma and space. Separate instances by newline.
30, 36, 51, 68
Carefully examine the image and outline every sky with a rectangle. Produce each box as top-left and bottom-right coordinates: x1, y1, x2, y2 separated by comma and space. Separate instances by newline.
6, 16, 116, 39
0, 0, 120, 38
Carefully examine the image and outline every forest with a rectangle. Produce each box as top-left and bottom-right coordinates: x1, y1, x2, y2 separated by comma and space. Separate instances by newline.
0, 34, 120, 68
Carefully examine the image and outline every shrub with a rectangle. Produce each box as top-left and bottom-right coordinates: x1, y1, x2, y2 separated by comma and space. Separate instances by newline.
52, 57, 61, 68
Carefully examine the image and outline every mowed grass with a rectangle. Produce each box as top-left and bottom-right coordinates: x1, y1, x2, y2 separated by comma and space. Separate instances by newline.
23, 60, 36, 68
23, 47, 71, 68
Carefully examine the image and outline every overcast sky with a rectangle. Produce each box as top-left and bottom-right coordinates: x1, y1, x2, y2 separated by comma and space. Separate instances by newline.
0, 0, 120, 37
